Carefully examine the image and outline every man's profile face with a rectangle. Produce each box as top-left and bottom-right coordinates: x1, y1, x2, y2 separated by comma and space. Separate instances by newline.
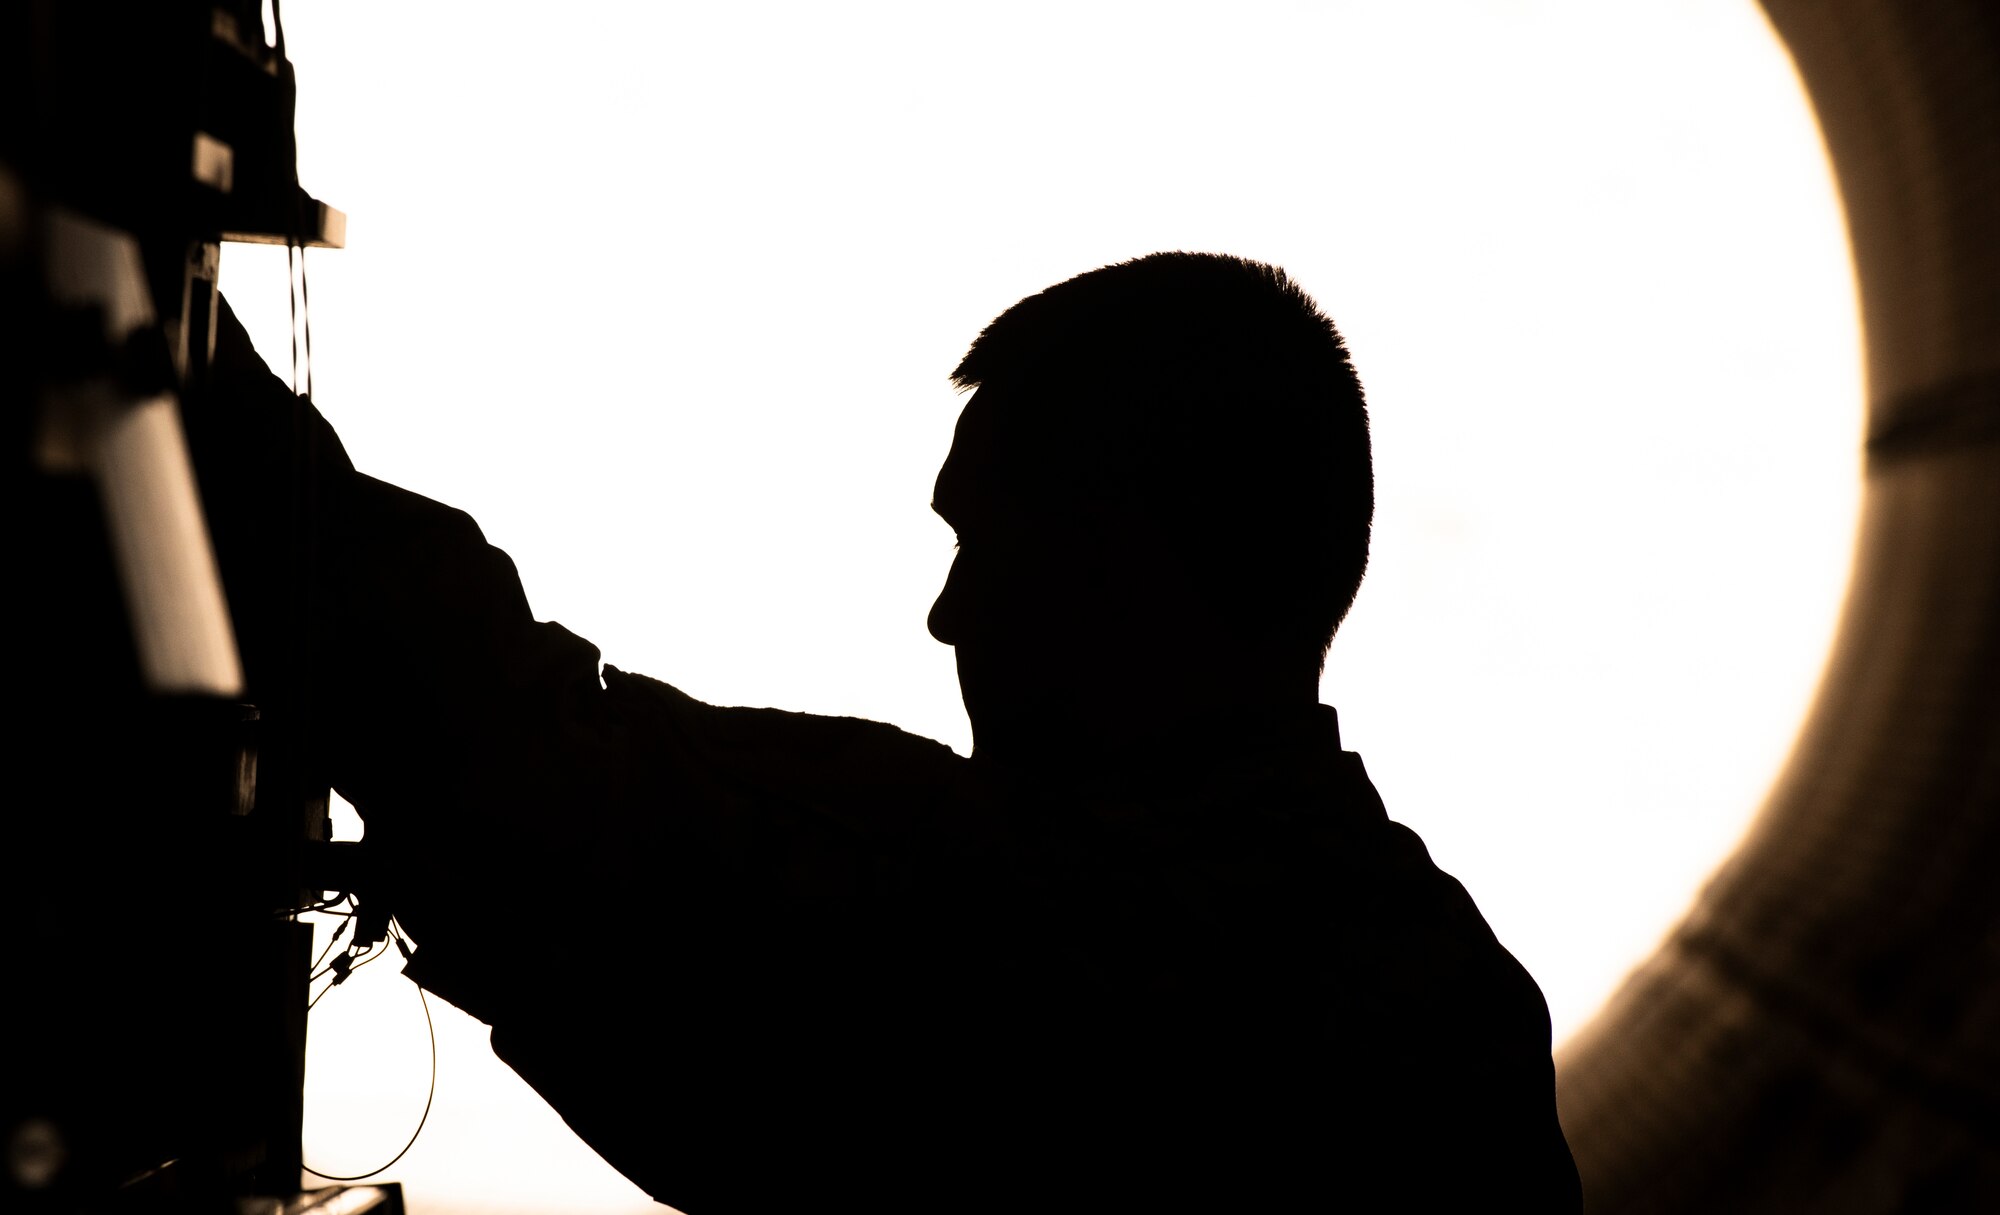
928, 381, 1190, 770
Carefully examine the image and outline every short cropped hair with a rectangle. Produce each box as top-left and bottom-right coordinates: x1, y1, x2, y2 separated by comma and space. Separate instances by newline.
950, 251, 1373, 667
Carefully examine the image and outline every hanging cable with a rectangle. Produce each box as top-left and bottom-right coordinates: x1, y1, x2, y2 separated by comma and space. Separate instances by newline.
299, 232, 314, 400
286, 891, 354, 919
304, 900, 355, 976
303, 922, 437, 1183
285, 233, 313, 398
287, 241, 300, 395
271, 0, 312, 399
339, 937, 397, 981
310, 934, 386, 988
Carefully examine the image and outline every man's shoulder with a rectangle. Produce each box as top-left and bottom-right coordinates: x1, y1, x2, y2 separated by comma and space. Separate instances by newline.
1191, 747, 1553, 1040
1360, 816, 1549, 1011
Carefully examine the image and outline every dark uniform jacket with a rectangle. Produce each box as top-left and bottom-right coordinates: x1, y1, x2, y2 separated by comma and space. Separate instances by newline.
201, 301, 1582, 1214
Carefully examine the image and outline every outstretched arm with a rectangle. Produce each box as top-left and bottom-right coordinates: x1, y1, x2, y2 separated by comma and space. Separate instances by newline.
193, 300, 978, 1211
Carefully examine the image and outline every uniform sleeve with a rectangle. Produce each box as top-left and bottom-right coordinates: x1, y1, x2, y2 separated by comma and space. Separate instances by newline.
1353, 822, 1585, 1213
199, 302, 997, 1212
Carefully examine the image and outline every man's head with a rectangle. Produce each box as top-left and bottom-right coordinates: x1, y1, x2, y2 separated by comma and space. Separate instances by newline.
929, 252, 1372, 769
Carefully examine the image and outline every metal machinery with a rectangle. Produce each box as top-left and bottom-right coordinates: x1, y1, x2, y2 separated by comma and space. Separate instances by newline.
5, 3, 391, 1211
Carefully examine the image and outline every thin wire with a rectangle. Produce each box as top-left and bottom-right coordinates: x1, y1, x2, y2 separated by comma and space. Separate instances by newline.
284, 241, 314, 398
310, 932, 388, 986
308, 955, 364, 1011
301, 997, 436, 1181
310, 938, 382, 986
303, 926, 437, 1183
288, 891, 354, 919
287, 241, 299, 394
262, 0, 315, 375
305, 901, 355, 976
307, 974, 338, 1011
299, 243, 313, 400
341, 939, 396, 980
270, 0, 313, 401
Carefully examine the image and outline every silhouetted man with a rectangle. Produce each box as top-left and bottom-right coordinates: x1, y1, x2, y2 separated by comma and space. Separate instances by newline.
203, 252, 1581, 1212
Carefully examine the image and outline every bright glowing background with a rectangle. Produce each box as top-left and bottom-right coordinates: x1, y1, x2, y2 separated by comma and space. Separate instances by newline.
220, 2, 1861, 1211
